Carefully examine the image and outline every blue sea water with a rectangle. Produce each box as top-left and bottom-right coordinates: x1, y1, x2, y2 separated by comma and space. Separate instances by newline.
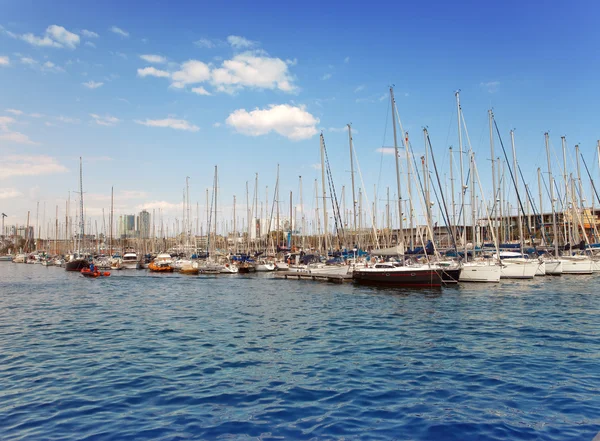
0, 263, 599, 441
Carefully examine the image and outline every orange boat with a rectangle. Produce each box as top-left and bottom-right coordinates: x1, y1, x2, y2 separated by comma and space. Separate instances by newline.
179, 266, 199, 275
81, 268, 111, 278
148, 262, 174, 272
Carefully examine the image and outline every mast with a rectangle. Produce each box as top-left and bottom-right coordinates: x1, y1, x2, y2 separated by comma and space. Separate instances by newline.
214, 166, 218, 251
561, 136, 571, 250
299, 176, 305, 249
276, 164, 280, 251
545, 133, 560, 257
488, 110, 498, 248
320, 133, 328, 253
449, 146, 456, 239
348, 124, 357, 244
289, 190, 293, 250
456, 91, 466, 257
55, 205, 58, 255
79, 157, 84, 254
510, 130, 524, 252
389, 87, 405, 247
233, 195, 236, 255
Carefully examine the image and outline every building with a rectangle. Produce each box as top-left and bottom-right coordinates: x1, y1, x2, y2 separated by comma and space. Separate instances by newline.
118, 214, 136, 238
137, 210, 151, 239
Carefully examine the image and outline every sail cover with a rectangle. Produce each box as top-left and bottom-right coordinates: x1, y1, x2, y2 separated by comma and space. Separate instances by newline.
370, 244, 405, 256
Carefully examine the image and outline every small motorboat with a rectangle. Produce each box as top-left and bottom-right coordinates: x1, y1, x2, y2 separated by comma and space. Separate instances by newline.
81, 268, 111, 278
179, 266, 199, 275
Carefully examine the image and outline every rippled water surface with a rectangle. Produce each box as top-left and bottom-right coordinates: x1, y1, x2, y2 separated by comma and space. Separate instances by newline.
1, 264, 599, 440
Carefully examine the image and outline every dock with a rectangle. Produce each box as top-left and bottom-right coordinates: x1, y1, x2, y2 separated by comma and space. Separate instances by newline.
275, 271, 354, 284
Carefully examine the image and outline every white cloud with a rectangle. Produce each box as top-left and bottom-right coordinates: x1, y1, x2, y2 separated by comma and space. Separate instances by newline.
226, 104, 319, 141
227, 35, 255, 49
139, 52, 297, 94
5, 109, 23, 115
310, 163, 322, 170
354, 85, 365, 93
0, 155, 68, 178
46, 25, 80, 49
0, 55, 9, 66
0, 131, 38, 145
211, 52, 296, 93
84, 41, 96, 48
194, 38, 219, 48
29, 113, 43, 118
171, 60, 211, 88
376, 147, 397, 155
213, 122, 222, 128
191, 86, 211, 96
110, 26, 129, 37
90, 113, 120, 126
136, 200, 181, 213
139, 54, 167, 64
45, 122, 55, 127
327, 127, 350, 133
20, 57, 38, 65
20, 25, 79, 49
0, 188, 23, 199
321, 73, 332, 80
135, 118, 199, 132
81, 29, 99, 38
0, 116, 16, 130
57, 115, 80, 124
137, 66, 170, 78
42, 61, 65, 73
480, 81, 500, 93
82, 80, 104, 89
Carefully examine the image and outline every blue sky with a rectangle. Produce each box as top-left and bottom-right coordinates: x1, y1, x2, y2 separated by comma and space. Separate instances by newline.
1, 0, 599, 237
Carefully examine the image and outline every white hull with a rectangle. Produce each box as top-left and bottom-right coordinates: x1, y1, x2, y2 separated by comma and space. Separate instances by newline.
121, 261, 140, 270
535, 261, 546, 276
254, 263, 275, 272
543, 260, 563, 275
560, 257, 593, 274
592, 259, 600, 273
459, 262, 501, 283
275, 262, 289, 271
500, 259, 538, 279
308, 265, 349, 276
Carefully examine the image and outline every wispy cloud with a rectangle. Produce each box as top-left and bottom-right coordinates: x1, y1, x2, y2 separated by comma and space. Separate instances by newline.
194, 38, 221, 48
321, 73, 332, 81
227, 35, 255, 49
137, 66, 170, 78
80, 29, 99, 38
354, 85, 365, 93
376, 147, 396, 155
84, 41, 96, 48
57, 115, 81, 124
356, 93, 387, 103
110, 26, 129, 38
0, 55, 10, 66
18, 25, 80, 49
90, 113, 120, 126
135, 118, 199, 132
82, 80, 104, 89
0, 155, 68, 178
139, 54, 167, 64
480, 81, 500, 93
191, 86, 211, 96
5, 109, 23, 115
344, 56, 350, 63
0, 187, 23, 199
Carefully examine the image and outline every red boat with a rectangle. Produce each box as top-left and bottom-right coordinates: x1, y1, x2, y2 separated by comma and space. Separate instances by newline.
81, 268, 111, 278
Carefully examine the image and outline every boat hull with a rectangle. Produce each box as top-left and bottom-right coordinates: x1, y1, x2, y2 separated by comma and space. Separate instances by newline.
65, 259, 90, 272
499, 260, 538, 279
459, 263, 501, 282
560, 258, 593, 275
353, 268, 443, 287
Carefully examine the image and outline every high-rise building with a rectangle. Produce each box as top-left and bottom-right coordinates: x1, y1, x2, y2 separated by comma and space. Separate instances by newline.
118, 215, 136, 238
137, 210, 151, 239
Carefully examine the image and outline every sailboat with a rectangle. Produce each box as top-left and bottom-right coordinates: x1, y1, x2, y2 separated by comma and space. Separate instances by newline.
65, 158, 90, 272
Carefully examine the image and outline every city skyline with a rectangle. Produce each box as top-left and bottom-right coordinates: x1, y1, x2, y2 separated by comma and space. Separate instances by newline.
1, 0, 600, 235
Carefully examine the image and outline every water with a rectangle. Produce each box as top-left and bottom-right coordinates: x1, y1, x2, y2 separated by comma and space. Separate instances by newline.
1, 264, 599, 441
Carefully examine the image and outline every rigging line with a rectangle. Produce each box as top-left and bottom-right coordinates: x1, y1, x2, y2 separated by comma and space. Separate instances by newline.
427, 132, 458, 253
323, 136, 345, 246
377, 98, 391, 205
493, 120, 539, 254
351, 138, 380, 249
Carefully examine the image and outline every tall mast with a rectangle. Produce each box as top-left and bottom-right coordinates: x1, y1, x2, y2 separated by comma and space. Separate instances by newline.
545, 133, 559, 257
488, 110, 498, 248
246, 181, 250, 253
289, 190, 293, 250
470, 152, 477, 250
233, 195, 236, 255
79, 157, 84, 253
561, 136, 571, 249
510, 130, 524, 252
276, 163, 280, 250
320, 133, 329, 253
389, 87, 405, 247
299, 176, 305, 249
449, 146, 456, 239
348, 124, 357, 243
214, 166, 218, 253
456, 92, 466, 257
404, 131, 414, 249
110, 186, 114, 256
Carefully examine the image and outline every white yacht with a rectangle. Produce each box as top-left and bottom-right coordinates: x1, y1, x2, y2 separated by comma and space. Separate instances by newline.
121, 252, 140, 270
